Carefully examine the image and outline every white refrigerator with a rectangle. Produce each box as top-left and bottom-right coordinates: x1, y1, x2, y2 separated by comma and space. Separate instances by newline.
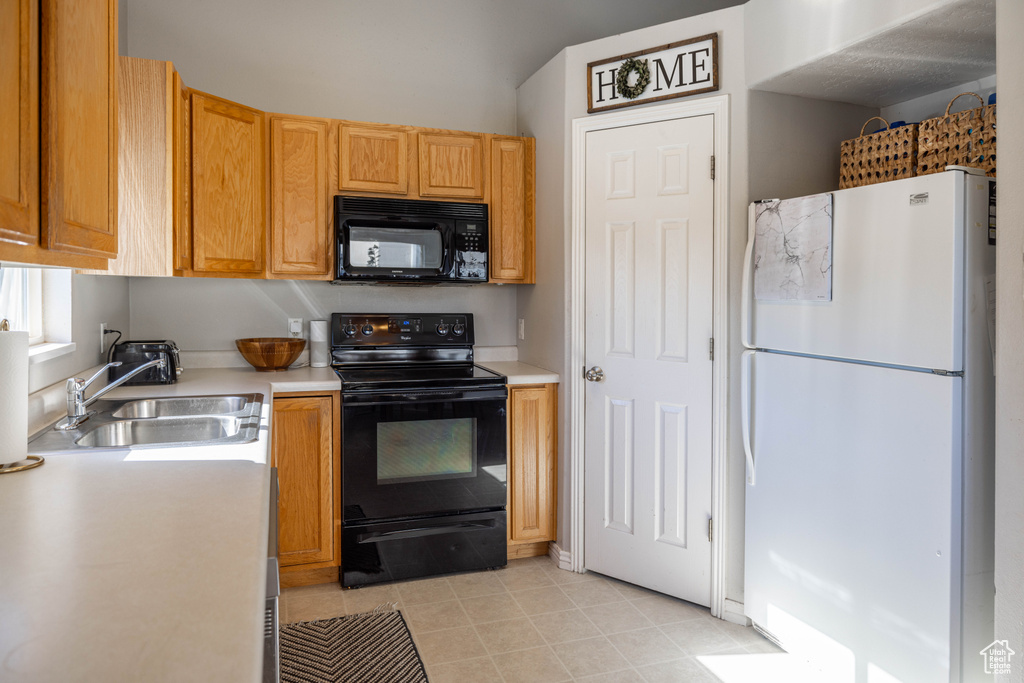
741, 169, 995, 683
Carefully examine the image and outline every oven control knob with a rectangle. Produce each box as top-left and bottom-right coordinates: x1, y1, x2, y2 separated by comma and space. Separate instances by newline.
361, 324, 374, 336
452, 323, 465, 336
343, 324, 357, 336
436, 323, 451, 336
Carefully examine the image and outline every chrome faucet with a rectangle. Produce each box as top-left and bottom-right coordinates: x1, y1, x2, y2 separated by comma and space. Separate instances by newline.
55, 359, 167, 430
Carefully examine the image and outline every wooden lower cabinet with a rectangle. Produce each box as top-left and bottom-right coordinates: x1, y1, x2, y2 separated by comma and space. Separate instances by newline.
272, 392, 340, 573
507, 383, 558, 558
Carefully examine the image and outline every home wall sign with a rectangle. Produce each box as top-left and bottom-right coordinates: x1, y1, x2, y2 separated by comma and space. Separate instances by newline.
587, 33, 719, 114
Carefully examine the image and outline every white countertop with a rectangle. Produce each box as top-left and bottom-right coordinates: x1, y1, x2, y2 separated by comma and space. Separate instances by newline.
478, 361, 560, 385
2, 366, 340, 683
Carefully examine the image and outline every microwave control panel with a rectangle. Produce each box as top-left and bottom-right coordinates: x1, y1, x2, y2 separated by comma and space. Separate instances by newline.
455, 220, 488, 281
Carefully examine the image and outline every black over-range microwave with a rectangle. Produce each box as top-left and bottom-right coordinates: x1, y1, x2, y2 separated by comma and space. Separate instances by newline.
334, 196, 488, 283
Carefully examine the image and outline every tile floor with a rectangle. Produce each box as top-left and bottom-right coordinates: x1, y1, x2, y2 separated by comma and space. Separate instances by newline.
281, 555, 783, 682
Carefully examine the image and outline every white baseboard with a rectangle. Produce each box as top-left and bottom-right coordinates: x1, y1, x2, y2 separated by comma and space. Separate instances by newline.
721, 598, 751, 626
548, 542, 572, 571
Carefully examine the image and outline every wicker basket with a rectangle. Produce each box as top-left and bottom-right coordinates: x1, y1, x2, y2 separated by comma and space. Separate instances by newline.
917, 92, 996, 177
839, 116, 918, 189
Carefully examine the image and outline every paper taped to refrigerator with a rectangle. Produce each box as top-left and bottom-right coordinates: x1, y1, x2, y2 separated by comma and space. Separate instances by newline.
753, 193, 833, 301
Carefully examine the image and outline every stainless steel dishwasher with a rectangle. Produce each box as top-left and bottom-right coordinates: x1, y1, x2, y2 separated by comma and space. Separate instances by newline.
264, 468, 280, 683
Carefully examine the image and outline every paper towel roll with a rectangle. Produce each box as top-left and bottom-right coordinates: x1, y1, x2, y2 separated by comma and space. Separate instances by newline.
0, 330, 29, 466
310, 320, 329, 368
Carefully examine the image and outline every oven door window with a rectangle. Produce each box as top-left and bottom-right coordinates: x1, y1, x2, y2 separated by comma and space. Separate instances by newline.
347, 225, 443, 270
377, 417, 476, 484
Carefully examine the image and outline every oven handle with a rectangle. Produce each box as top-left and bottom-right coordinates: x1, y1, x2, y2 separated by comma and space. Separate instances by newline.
356, 519, 497, 544
342, 387, 508, 405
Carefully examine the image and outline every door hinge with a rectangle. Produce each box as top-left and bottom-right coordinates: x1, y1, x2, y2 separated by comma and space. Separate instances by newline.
708, 518, 713, 542
708, 337, 714, 361
710, 155, 716, 180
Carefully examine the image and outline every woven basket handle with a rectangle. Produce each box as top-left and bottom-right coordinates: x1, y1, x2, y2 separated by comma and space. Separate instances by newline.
859, 116, 891, 136
944, 92, 985, 115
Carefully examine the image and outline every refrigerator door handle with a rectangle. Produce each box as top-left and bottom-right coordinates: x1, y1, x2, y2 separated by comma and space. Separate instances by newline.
742, 203, 756, 349
741, 349, 756, 485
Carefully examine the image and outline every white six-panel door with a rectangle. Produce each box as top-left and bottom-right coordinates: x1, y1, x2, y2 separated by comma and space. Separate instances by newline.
583, 115, 715, 605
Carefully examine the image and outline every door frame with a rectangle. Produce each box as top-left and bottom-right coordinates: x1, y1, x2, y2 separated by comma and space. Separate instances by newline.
569, 95, 730, 617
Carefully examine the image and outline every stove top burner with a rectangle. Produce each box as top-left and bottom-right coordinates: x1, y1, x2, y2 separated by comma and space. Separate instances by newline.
335, 363, 505, 393
330, 313, 505, 393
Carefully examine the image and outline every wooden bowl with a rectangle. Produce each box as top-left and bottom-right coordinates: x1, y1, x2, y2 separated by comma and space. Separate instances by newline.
235, 338, 306, 372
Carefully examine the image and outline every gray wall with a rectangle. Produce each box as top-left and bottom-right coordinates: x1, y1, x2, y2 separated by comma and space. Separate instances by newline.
994, 0, 1024, 669
128, 278, 517, 351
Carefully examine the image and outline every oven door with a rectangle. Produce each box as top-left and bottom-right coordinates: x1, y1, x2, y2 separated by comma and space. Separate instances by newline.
337, 219, 454, 280
341, 386, 508, 523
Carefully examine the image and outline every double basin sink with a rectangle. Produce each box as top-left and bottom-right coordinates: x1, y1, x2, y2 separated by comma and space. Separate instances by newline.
29, 394, 264, 453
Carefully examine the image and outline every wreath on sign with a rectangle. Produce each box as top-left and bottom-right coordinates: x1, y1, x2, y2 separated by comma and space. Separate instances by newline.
616, 57, 651, 100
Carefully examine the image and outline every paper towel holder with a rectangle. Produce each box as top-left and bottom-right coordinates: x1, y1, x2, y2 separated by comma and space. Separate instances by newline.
0, 318, 45, 474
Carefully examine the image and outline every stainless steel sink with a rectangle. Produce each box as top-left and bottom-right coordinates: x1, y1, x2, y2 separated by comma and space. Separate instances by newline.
28, 393, 264, 454
112, 396, 249, 418
75, 416, 243, 448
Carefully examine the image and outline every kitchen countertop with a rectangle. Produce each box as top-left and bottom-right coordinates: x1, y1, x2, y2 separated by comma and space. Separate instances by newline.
477, 361, 559, 385
1, 366, 340, 683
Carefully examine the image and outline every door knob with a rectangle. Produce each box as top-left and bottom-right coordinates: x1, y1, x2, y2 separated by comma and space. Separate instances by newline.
585, 366, 605, 382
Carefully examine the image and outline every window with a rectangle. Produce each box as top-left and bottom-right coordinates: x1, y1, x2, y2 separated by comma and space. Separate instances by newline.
0, 267, 42, 344
0, 266, 74, 361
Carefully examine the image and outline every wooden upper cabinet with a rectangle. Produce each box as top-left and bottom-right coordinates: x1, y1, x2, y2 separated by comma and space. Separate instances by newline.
339, 124, 408, 194
508, 383, 557, 545
489, 136, 536, 283
269, 115, 331, 279
172, 70, 192, 274
40, 0, 118, 258
272, 395, 337, 568
190, 91, 265, 276
418, 132, 485, 199
0, 0, 39, 247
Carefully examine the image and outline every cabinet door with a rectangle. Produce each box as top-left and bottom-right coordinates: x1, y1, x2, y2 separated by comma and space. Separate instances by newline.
191, 91, 265, 275
418, 132, 485, 199
269, 116, 331, 279
339, 124, 408, 194
172, 71, 191, 273
489, 136, 536, 283
0, 0, 38, 246
40, 0, 118, 258
273, 395, 335, 567
508, 384, 557, 544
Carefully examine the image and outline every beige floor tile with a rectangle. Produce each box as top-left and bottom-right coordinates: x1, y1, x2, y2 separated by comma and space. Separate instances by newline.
474, 617, 546, 654
712, 618, 772, 647
636, 656, 720, 682
577, 669, 646, 682
511, 585, 575, 616
341, 583, 402, 615
550, 635, 632, 678
560, 579, 627, 608
745, 638, 785, 654
448, 571, 508, 599
529, 608, 603, 645
396, 576, 457, 606
414, 625, 488, 665
427, 655, 504, 683
542, 565, 600, 584
461, 592, 526, 624
608, 627, 684, 667
659, 619, 741, 656
401, 599, 469, 633
497, 563, 556, 592
284, 590, 348, 623
581, 600, 654, 635
604, 577, 659, 601
629, 594, 708, 625
490, 645, 572, 683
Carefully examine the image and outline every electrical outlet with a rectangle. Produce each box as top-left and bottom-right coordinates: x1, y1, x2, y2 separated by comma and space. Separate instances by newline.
99, 323, 107, 352
288, 318, 303, 338
518, 318, 525, 341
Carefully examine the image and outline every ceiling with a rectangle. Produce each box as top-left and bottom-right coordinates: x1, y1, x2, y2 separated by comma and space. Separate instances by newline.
750, 0, 996, 107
